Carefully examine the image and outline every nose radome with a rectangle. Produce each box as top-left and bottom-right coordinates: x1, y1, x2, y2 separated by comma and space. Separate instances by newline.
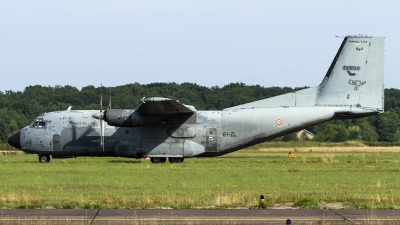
8, 130, 21, 149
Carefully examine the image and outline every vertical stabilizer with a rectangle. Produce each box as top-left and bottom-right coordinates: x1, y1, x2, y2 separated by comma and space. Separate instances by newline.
316, 36, 385, 112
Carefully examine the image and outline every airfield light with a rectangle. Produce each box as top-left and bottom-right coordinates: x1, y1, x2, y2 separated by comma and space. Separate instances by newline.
286, 219, 292, 224
258, 195, 267, 209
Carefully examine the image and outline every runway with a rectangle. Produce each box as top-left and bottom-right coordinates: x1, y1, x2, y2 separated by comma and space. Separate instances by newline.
0, 209, 399, 224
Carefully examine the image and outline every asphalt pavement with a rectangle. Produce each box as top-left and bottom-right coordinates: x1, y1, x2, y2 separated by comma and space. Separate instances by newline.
0, 209, 399, 224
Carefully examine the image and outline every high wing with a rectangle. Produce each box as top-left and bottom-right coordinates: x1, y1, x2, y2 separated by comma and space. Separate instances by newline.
136, 97, 195, 115
93, 97, 196, 127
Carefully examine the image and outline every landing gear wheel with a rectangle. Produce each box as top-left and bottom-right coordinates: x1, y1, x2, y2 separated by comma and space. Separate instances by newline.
168, 157, 184, 163
38, 154, 51, 163
159, 157, 167, 163
150, 157, 161, 163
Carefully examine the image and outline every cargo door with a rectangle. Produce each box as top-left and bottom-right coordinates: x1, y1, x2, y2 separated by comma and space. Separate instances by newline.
53, 134, 61, 151
205, 128, 217, 152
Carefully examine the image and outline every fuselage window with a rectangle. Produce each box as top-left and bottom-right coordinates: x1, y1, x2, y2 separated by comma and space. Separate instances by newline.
38, 122, 46, 128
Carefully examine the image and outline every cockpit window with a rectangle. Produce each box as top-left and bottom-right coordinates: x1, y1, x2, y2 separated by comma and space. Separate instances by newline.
30, 119, 46, 129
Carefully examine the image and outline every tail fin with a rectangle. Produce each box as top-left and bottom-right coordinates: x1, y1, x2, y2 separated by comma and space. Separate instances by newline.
316, 35, 385, 112
226, 35, 384, 111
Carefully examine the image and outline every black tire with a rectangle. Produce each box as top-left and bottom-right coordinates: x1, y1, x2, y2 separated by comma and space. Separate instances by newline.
159, 157, 167, 163
168, 157, 183, 163
150, 157, 161, 163
38, 154, 51, 163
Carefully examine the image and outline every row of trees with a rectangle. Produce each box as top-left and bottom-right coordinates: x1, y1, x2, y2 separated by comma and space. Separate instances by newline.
1, 83, 400, 143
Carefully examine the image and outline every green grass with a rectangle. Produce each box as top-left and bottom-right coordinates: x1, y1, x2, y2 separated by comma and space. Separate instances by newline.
0, 148, 400, 210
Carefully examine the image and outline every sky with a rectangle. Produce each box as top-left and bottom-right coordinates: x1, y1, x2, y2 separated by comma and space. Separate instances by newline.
0, 0, 398, 92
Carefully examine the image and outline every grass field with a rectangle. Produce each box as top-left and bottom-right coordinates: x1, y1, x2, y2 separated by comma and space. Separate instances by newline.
1, 144, 400, 210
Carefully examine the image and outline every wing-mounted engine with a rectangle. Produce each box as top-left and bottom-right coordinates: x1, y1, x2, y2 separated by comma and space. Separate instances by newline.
92, 97, 196, 127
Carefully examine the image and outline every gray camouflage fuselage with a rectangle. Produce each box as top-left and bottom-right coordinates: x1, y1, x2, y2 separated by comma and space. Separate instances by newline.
17, 107, 336, 158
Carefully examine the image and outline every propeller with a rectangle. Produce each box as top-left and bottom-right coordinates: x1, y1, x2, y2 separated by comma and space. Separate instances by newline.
92, 85, 113, 152
92, 87, 111, 119
100, 84, 104, 152
108, 88, 112, 110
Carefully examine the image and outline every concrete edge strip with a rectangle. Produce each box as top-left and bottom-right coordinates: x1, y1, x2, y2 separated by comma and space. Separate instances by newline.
1, 218, 399, 222
0, 218, 349, 221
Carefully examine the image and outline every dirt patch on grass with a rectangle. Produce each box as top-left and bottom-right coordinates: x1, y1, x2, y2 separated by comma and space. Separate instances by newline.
271, 203, 295, 209
272, 202, 344, 210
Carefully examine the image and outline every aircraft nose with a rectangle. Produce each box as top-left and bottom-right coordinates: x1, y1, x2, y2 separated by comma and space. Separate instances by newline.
8, 130, 21, 149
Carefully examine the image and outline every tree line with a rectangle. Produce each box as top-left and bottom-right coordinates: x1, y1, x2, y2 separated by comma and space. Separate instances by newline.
1, 83, 400, 143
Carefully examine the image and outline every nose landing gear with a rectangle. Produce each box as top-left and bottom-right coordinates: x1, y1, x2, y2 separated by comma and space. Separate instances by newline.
38, 154, 51, 163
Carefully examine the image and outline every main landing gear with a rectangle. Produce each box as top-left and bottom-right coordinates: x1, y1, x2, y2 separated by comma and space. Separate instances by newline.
38, 154, 51, 163
168, 157, 184, 163
150, 157, 166, 163
150, 157, 184, 163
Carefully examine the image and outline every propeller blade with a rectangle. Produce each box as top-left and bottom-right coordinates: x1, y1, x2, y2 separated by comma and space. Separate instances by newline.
108, 88, 112, 110
101, 119, 104, 152
100, 83, 103, 113
99, 84, 104, 151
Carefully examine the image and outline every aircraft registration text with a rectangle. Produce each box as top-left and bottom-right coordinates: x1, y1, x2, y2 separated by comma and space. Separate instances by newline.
343, 66, 360, 71
223, 132, 236, 137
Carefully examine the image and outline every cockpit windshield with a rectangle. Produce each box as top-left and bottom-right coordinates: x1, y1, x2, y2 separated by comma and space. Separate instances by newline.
30, 118, 46, 129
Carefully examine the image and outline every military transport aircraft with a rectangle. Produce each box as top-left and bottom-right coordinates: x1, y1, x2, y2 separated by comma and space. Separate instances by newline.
8, 35, 385, 163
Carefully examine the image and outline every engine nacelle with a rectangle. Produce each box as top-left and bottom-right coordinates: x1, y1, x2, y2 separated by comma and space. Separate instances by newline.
104, 109, 135, 126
